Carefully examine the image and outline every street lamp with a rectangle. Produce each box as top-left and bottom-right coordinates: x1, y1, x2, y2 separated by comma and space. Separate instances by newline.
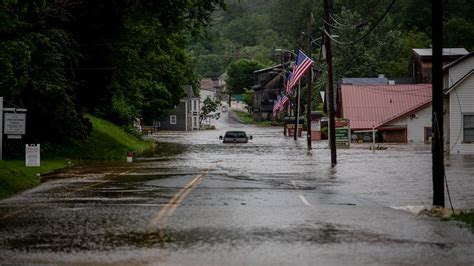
273, 48, 296, 65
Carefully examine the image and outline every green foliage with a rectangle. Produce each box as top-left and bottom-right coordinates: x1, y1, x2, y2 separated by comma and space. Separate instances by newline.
234, 110, 273, 126
331, 8, 409, 78
452, 212, 474, 232
56, 114, 153, 160
243, 88, 255, 113
226, 59, 266, 95
1, 0, 224, 149
0, 158, 68, 199
444, 17, 474, 51
200, 97, 219, 122
0, 114, 153, 199
0, 1, 91, 146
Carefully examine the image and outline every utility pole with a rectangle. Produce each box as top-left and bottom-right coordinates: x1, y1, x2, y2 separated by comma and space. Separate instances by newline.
323, 0, 337, 166
432, 0, 445, 207
306, 14, 313, 149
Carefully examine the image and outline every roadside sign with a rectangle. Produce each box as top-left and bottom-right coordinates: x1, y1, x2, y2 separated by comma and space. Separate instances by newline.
335, 118, 350, 148
26, 144, 40, 167
7, 135, 22, 139
4, 113, 26, 135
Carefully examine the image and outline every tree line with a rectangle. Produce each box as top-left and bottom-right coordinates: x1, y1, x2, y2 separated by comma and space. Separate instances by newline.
1, 0, 224, 152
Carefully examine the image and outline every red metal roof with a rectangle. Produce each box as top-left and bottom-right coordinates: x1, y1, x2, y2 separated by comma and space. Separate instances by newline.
341, 84, 432, 130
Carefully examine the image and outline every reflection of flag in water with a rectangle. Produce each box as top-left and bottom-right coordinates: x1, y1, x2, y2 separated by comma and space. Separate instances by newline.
287, 50, 313, 93
285, 71, 293, 94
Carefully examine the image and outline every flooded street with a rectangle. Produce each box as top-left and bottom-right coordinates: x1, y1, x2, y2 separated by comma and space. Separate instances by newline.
0, 111, 473, 265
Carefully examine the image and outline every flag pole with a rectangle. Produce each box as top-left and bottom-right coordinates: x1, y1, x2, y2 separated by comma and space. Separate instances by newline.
294, 82, 300, 141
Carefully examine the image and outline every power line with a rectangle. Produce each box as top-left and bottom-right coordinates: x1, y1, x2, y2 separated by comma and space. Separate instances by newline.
324, 0, 396, 46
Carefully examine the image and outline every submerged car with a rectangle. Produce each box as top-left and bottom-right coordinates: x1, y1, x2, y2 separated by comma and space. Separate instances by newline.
220, 131, 253, 143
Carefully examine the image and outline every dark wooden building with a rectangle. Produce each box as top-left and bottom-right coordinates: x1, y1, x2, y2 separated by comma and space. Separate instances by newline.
252, 64, 287, 121
411, 48, 469, 83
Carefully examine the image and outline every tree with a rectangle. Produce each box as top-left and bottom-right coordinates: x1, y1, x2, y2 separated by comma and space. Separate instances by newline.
330, 8, 408, 78
444, 17, 474, 51
0, 1, 91, 145
200, 98, 219, 124
226, 59, 266, 96
243, 88, 255, 114
69, 0, 225, 126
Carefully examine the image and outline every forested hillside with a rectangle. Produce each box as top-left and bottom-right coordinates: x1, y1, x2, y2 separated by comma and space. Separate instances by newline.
1, 0, 223, 150
191, 0, 474, 79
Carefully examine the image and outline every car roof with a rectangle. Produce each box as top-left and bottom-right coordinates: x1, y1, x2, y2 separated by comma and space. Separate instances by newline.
225, 131, 246, 133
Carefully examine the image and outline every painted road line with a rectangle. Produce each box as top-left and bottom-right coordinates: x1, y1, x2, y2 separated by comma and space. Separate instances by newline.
147, 168, 210, 232
299, 195, 312, 207
291, 181, 312, 207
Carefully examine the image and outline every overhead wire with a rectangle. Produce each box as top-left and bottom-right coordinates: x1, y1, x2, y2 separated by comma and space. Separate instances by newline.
324, 0, 396, 46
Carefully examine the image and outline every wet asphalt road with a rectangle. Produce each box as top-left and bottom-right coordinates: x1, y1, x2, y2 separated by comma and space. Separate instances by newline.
0, 110, 474, 265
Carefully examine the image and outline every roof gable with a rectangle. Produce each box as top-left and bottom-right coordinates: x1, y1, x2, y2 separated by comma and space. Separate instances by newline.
445, 70, 474, 95
443, 52, 474, 70
341, 84, 432, 130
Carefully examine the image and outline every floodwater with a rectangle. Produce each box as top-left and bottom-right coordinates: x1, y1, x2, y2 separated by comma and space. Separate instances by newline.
0, 110, 473, 265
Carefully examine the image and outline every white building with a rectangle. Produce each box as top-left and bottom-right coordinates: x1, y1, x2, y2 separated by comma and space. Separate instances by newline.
443, 52, 474, 154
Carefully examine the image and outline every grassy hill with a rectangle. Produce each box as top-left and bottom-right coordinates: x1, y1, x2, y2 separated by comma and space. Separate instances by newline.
0, 114, 153, 199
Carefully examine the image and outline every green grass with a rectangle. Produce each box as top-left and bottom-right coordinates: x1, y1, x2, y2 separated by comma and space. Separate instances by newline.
59, 114, 153, 160
0, 158, 68, 199
452, 212, 474, 232
233, 110, 280, 127
0, 114, 153, 199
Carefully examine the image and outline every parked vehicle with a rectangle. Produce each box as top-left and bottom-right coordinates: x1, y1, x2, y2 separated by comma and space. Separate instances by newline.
219, 131, 252, 143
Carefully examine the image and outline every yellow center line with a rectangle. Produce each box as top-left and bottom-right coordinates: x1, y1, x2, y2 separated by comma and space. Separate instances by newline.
147, 168, 210, 232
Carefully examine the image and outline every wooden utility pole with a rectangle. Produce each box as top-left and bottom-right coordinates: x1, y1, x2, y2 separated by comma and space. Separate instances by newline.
432, 0, 445, 207
306, 14, 313, 149
323, 0, 337, 166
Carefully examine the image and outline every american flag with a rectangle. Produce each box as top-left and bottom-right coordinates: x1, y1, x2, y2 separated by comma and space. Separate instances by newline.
287, 50, 314, 93
273, 95, 289, 117
285, 71, 293, 95
272, 95, 282, 116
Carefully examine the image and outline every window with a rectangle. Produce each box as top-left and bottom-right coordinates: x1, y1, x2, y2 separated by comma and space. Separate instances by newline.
170, 115, 177, 125
424, 127, 432, 144
193, 100, 199, 111
464, 114, 474, 143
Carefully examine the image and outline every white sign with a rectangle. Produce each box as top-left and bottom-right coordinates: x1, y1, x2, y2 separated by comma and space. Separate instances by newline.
4, 113, 26, 135
26, 144, 40, 167
311, 120, 321, 131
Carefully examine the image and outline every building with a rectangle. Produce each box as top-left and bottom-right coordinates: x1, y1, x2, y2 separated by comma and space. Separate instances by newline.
158, 85, 200, 131
443, 52, 474, 154
340, 84, 432, 143
252, 64, 287, 121
411, 48, 469, 83
200, 73, 227, 104
200, 78, 220, 103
